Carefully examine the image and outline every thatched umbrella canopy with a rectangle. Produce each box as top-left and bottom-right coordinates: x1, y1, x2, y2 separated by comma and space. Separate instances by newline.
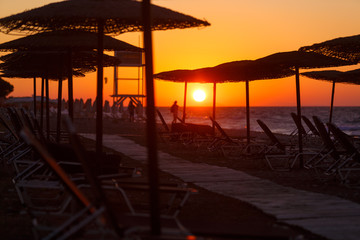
301, 70, 343, 82
301, 69, 360, 123
0, 77, 14, 98
255, 51, 354, 167
0, 50, 120, 72
155, 60, 295, 144
1, 50, 119, 142
0, 30, 141, 52
299, 34, 360, 63
1, 68, 85, 79
0, 0, 209, 34
0, 30, 141, 119
1, 68, 84, 141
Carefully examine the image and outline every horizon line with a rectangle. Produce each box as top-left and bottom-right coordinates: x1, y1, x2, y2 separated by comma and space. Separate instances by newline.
157, 105, 360, 108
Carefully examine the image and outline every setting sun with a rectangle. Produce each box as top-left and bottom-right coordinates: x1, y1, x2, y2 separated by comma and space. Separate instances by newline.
193, 89, 206, 102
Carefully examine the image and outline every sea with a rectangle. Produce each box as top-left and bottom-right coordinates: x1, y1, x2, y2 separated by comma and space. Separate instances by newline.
157, 106, 360, 136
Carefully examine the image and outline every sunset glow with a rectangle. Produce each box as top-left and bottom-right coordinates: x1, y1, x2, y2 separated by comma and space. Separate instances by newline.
193, 89, 206, 102
1, 0, 360, 106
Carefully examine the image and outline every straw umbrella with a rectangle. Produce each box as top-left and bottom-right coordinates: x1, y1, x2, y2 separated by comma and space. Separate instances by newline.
0, 50, 119, 141
299, 34, 360, 124
255, 51, 353, 167
0, 30, 142, 119
0, 0, 210, 156
155, 60, 295, 144
301, 69, 360, 123
299, 34, 360, 63
0, 77, 13, 98
0, 30, 141, 52
155, 66, 229, 125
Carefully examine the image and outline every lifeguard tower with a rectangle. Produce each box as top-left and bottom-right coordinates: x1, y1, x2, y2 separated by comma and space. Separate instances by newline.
112, 50, 145, 117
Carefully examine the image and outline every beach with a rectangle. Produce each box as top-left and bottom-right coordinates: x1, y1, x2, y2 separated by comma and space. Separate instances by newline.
2, 117, 360, 239
2, 0, 360, 239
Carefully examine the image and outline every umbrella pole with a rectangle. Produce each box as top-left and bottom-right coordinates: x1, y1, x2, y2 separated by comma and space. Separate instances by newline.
329, 80, 336, 124
40, 78, 44, 130
33, 77, 36, 117
143, 0, 161, 235
45, 78, 50, 140
94, 24, 124, 239
295, 67, 303, 168
212, 82, 216, 130
182, 80, 187, 122
96, 20, 104, 155
68, 50, 74, 120
56, 79, 62, 143
246, 79, 250, 146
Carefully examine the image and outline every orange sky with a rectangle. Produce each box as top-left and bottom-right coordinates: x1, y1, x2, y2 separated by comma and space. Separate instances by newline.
1, 0, 360, 106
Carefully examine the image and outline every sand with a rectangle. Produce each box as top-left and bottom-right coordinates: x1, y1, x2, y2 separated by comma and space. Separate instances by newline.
1, 117, 359, 239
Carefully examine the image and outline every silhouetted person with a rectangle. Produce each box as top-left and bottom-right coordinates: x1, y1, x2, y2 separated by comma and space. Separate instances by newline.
170, 100, 179, 123
128, 100, 135, 122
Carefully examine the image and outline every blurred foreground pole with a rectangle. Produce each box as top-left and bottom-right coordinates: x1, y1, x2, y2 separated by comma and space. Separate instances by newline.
33, 77, 36, 117
45, 78, 50, 140
56, 78, 62, 143
212, 82, 216, 129
40, 78, 44, 130
67, 50, 74, 120
96, 20, 104, 155
142, 0, 161, 235
295, 66, 303, 168
182, 80, 187, 122
246, 79, 250, 145
329, 80, 336, 124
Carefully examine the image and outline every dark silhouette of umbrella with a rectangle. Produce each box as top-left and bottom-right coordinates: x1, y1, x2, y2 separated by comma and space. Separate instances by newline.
255, 51, 353, 167
156, 51, 353, 160
301, 69, 360, 124
0, 50, 119, 74
0, 0, 209, 33
0, 30, 141, 119
299, 34, 360, 122
0, 0, 210, 235
155, 60, 295, 144
0, 0, 210, 156
299, 34, 360, 63
1, 50, 119, 141
0, 30, 141, 51
0, 77, 13, 98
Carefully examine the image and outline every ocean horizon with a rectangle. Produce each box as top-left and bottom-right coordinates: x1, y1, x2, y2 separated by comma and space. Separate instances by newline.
157, 106, 360, 136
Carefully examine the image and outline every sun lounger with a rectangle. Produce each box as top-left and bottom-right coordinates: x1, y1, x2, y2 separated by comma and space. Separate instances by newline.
0, 114, 24, 158
20, 127, 124, 239
156, 109, 170, 133
65, 118, 198, 221
290, 112, 308, 137
0, 109, 35, 173
209, 117, 266, 158
19, 121, 198, 239
172, 122, 214, 148
304, 116, 343, 175
156, 109, 187, 142
327, 122, 360, 186
257, 119, 317, 170
289, 112, 319, 145
207, 116, 245, 155
156, 109, 214, 149
0, 111, 19, 142
301, 115, 320, 137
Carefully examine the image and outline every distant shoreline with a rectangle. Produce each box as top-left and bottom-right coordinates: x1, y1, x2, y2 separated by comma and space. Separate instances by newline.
157, 105, 360, 108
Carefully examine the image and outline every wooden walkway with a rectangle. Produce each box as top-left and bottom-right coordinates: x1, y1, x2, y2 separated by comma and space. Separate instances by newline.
82, 134, 360, 240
